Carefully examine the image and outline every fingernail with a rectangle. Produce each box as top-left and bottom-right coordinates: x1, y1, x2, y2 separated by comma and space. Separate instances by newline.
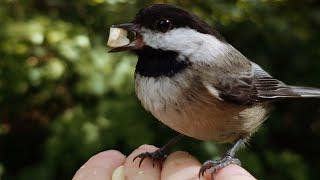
112, 166, 124, 180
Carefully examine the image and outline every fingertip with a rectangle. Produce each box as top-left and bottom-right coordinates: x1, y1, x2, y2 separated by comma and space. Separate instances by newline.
124, 145, 161, 180
161, 151, 201, 180
73, 150, 125, 180
164, 151, 200, 167
87, 150, 126, 166
214, 164, 256, 180
138, 144, 158, 150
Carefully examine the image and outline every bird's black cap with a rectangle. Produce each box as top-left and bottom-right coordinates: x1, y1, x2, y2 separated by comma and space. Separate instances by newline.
134, 4, 224, 41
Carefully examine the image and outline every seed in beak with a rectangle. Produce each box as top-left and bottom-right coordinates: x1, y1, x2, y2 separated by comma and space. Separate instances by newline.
107, 27, 130, 48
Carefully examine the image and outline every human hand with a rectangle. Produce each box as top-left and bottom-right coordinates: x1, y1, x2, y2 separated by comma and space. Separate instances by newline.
73, 144, 256, 180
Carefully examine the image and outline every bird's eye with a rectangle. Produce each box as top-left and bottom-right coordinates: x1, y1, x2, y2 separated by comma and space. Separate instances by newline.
156, 19, 172, 32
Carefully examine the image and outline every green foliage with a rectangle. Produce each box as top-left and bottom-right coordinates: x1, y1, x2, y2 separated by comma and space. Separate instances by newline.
0, 0, 320, 179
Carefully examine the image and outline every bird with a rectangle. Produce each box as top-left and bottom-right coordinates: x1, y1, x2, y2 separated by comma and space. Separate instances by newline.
108, 3, 320, 178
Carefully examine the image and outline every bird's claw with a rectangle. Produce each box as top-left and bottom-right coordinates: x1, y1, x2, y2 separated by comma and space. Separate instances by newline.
133, 149, 167, 168
198, 155, 241, 178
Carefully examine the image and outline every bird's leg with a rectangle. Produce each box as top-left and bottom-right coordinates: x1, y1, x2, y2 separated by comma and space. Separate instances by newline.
133, 134, 184, 167
199, 139, 245, 178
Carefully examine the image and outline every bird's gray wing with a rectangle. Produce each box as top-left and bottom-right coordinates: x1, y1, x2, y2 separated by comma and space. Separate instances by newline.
220, 63, 292, 105
202, 61, 307, 105
198, 45, 320, 105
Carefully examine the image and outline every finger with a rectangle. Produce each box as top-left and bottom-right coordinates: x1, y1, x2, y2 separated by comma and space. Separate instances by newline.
214, 164, 256, 180
73, 150, 125, 180
161, 151, 207, 180
124, 144, 161, 180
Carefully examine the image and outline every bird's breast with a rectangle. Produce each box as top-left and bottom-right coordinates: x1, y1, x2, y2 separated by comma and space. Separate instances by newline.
134, 72, 268, 142
134, 73, 188, 113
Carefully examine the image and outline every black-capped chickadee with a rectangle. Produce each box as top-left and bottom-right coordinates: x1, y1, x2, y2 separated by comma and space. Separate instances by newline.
108, 4, 320, 178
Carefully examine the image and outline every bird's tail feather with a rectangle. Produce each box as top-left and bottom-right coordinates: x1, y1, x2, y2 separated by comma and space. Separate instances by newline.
288, 86, 320, 98
258, 85, 320, 99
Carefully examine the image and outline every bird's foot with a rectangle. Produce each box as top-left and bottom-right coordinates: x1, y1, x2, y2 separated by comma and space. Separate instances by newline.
199, 155, 241, 178
133, 149, 167, 167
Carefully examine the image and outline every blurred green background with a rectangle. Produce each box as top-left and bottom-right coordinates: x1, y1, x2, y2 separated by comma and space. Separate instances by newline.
0, 0, 320, 179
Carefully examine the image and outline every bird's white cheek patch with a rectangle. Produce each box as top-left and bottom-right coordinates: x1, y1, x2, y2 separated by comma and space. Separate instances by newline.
140, 28, 229, 64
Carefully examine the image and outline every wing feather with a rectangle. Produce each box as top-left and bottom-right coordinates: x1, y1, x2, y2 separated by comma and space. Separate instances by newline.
202, 61, 302, 105
198, 46, 320, 105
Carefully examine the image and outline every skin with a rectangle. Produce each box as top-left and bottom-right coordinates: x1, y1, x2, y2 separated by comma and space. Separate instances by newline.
73, 145, 256, 180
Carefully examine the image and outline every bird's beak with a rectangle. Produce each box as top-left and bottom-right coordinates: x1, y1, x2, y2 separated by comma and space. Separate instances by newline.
108, 23, 144, 52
